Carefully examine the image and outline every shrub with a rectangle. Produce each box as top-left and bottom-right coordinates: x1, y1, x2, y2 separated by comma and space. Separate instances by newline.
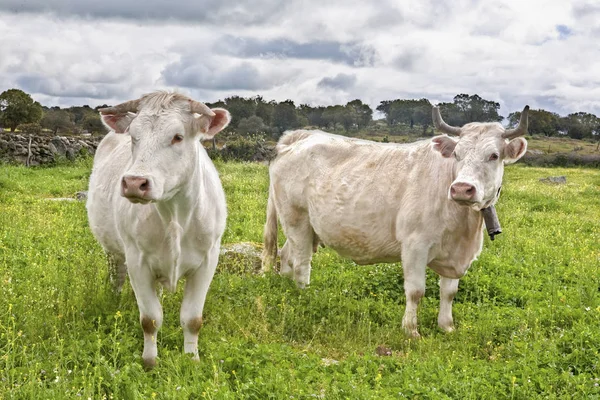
17, 123, 42, 134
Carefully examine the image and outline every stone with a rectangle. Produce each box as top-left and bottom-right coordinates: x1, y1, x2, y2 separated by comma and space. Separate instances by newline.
218, 242, 263, 275
50, 137, 68, 156
76, 191, 88, 201
539, 176, 567, 184
66, 148, 77, 160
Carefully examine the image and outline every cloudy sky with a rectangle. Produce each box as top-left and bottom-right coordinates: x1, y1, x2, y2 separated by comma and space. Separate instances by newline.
1, 0, 598, 119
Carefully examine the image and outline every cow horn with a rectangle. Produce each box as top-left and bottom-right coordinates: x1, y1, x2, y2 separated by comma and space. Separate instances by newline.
503, 105, 529, 139
189, 100, 216, 117
432, 106, 462, 136
98, 99, 141, 115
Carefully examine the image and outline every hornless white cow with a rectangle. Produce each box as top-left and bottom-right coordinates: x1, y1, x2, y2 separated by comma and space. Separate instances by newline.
87, 92, 230, 368
262, 106, 529, 337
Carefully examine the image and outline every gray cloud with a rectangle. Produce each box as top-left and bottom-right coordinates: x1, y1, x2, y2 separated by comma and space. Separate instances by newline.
17, 74, 129, 99
162, 57, 275, 91
317, 73, 357, 90
0, 0, 286, 24
392, 48, 424, 72
217, 36, 378, 67
573, 2, 600, 19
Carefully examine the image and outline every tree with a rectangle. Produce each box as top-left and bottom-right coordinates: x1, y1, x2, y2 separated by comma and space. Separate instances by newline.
346, 99, 373, 129
237, 116, 266, 135
41, 109, 75, 134
507, 108, 561, 136
298, 104, 326, 128
560, 112, 599, 139
376, 98, 431, 132
82, 114, 105, 134
255, 96, 275, 126
0, 89, 43, 132
438, 94, 502, 127
272, 100, 298, 134
223, 96, 256, 128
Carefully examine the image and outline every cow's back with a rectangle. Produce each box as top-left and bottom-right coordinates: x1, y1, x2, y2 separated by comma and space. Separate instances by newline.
271, 131, 449, 263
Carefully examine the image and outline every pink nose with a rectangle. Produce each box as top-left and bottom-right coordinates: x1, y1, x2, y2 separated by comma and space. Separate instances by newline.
122, 176, 150, 199
450, 182, 476, 202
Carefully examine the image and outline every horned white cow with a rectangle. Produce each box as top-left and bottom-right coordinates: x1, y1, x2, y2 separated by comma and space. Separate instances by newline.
263, 106, 529, 337
87, 92, 230, 368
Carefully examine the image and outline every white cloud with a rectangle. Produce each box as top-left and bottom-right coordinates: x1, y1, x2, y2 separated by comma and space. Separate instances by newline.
0, 0, 598, 118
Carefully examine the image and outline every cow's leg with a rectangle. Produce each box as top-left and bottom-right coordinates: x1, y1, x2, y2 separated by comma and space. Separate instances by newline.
401, 247, 427, 338
128, 264, 162, 369
312, 232, 321, 253
288, 221, 315, 289
107, 252, 127, 293
438, 277, 459, 332
279, 240, 293, 278
180, 245, 218, 360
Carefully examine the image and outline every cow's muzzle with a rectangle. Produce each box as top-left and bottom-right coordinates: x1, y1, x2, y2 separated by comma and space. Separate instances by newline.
450, 182, 477, 204
121, 175, 153, 203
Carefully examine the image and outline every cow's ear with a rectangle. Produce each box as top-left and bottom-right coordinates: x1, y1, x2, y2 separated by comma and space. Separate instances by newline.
194, 108, 231, 139
432, 135, 458, 158
100, 112, 137, 134
504, 137, 527, 164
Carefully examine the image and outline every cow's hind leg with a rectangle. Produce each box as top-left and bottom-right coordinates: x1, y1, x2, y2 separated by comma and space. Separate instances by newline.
280, 211, 314, 289
438, 277, 459, 332
107, 252, 127, 293
128, 262, 163, 369
180, 244, 219, 360
401, 246, 428, 338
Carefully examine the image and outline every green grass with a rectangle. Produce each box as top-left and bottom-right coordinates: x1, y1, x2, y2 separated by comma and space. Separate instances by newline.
1, 159, 599, 399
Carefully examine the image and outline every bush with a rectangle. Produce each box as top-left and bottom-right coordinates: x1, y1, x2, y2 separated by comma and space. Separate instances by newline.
521, 152, 600, 167
17, 123, 42, 134
206, 134, 275, 162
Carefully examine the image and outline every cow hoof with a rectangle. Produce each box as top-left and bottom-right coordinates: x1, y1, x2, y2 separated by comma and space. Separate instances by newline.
143, 357, 157, 370
403, 329, 421, 339
440, 325, 455, 333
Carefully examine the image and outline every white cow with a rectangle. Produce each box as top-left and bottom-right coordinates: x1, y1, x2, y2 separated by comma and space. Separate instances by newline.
263, 106, 529, 337
87, 92, 230, 368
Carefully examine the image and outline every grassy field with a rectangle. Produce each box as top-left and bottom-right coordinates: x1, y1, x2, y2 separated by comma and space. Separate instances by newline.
0, 159, 599, 399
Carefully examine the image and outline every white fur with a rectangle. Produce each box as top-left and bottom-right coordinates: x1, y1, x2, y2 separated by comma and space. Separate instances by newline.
263, 125, 526, 337
87, 92, 229, 367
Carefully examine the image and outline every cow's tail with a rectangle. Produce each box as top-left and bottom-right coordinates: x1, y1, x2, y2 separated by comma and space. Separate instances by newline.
261, 182, 278, 273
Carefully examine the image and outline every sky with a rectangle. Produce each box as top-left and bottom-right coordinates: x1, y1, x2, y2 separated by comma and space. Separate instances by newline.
0, 0, 599, 120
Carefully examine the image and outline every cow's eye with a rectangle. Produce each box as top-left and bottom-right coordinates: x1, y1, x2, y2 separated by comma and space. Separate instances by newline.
172, 134, 184, 144
453, 152, 461, 161
489, 153, 499, 161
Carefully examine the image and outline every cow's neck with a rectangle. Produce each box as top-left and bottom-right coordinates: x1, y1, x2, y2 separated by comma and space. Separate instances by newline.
154, 149, 203, 231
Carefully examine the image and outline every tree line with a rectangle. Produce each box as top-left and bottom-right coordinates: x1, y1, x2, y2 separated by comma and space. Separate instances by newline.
1, 88, 599, 140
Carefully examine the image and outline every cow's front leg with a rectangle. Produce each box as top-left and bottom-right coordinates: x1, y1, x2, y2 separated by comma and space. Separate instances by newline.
180, 245, 218, 360
107, 252, 127, 293
279, 241, 293, 279
438, 277, 459, 332
128, 263, 163, 369
401, 247, 427, 338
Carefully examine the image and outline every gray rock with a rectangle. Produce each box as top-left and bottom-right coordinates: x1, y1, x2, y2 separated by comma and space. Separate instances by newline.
66, 148, 77, 160
50, 137, 68, 156
527, 149, 544, 155
218, 242, 263, 275
76, 191, 88, 201
539, 176, 567, 184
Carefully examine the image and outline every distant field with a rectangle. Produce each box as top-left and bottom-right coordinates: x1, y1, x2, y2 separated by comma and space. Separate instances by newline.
0, 160, 599, 398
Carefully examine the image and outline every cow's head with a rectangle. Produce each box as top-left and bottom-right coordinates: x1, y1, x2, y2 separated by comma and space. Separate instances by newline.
431, 106, 529, 210
99, 92, 230, 204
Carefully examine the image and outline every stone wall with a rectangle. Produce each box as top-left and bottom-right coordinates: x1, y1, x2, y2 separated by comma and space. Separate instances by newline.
0, 133, 103, 165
